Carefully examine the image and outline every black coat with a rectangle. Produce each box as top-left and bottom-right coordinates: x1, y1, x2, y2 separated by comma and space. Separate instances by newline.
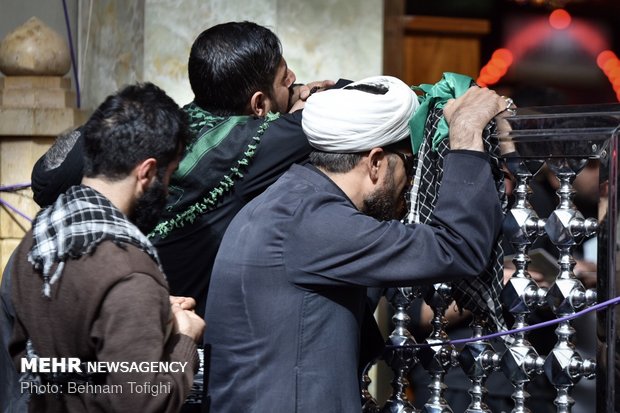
152, 111, 311, 317
204, 152, 503, 413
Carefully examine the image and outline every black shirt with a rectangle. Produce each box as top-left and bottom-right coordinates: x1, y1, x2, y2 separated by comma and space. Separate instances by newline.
152, 111, 312, 317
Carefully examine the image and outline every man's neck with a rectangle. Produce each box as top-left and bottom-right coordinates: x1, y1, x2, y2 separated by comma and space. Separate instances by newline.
81, 176, 135, 216
316, 166, 365, 211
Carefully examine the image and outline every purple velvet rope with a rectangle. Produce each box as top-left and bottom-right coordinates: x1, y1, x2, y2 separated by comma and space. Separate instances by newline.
0, 198, 33, 222
386, 295, 620, 349
0, 182, 33, 222
0, 183, 31, 192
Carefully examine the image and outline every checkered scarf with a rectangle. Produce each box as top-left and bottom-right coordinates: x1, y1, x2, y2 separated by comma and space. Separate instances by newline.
28, 185, 161, 297
407, 106, 509, 335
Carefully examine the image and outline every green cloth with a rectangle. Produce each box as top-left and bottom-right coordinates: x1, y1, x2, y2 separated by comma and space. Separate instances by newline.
409, 72, 476, 154
150, 103, 279, 239
152, 73, 474, 238
175, 104, 247, 179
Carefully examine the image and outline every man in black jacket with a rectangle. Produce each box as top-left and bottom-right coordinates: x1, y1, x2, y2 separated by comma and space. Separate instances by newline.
30, 21, 332, 318
204, 76, 508, 413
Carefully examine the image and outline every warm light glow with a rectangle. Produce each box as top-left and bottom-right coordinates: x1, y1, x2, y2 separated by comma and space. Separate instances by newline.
594, 50, 620, 101
549, 9, 571, 30
492, 49, 514, 66
476, 48, 515, 86
566, 21, 608, 57
603, 59, 619, 75
505, 19, 553, 60
477, 16, 618, 100
488, 60, 508, 77
597, 50, 618, 69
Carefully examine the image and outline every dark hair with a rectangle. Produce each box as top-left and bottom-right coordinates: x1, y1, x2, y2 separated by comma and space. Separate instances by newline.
309, 151, 366, 173
188, 21, 283, 115
308, 138, 411, 174
82, 82, 190, 180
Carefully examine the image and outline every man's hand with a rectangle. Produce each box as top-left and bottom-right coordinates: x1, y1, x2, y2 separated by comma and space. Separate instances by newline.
443, 86, 510, 152
172, 302, 205, 343
574, 259, 597, 289
289, 80, 335, 112
170, 295, 197, 311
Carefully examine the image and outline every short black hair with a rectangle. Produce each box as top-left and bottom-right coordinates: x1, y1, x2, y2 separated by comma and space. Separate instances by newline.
188, 21, 283, 116
309, 152, 365, 174
309, 139, 411, 174
82, 82, 190, 180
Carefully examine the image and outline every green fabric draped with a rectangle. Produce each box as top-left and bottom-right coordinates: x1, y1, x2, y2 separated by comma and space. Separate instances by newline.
149, 103, 279, 239
409, 72, 476, 154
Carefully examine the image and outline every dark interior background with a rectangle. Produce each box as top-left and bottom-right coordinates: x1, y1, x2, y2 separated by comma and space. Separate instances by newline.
406, 0, 620, 105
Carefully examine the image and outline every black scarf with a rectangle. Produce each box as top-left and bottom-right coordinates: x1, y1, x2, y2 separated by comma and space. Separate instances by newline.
409, 104, 508, 334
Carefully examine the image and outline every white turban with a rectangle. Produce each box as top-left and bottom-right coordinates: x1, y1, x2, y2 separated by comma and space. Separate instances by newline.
302, 75, 419, 153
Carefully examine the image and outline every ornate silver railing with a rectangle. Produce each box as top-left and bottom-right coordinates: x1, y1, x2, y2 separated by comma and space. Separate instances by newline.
365, 103, 620, 413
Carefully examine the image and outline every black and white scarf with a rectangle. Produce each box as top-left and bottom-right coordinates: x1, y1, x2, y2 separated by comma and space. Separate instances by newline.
28, 185, 161, 297
408, 107, 509, 335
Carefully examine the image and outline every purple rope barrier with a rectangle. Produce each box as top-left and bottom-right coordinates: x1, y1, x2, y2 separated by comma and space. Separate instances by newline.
387, 295, 620, 349
0, 182, 33, 222
2, 181, 618, 346
0, 183, 32, 192
62, 0, 81, 108
0, 197, 33, 222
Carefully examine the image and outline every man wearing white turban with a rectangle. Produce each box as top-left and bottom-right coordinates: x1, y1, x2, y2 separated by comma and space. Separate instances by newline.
302, 76, 420, 152
204, 76, 509, 413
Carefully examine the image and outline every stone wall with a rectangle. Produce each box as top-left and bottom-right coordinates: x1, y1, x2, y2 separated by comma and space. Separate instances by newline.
79, 0, 383, 108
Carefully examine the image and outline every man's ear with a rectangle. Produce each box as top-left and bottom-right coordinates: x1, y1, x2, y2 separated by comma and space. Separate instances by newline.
135, 158, 157, 194
249, 91, 270, 117
366, 148, 386, 184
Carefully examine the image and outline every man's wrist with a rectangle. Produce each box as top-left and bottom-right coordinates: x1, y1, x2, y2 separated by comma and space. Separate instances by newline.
448, 118, 485, 151
448, 149, 489, 161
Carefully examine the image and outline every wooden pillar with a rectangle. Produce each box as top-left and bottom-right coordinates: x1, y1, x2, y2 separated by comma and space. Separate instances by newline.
0, 76, 87, 277
384, 8, 490, 86
383, 0, 406, 79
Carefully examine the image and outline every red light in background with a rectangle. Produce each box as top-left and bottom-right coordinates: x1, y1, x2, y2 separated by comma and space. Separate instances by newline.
476, 49, 516, 86
488, 61, 508, 77
549, 9, 571, 30
506, 19, 552, 61
567, 21, 608, 58
603, 58, 619, 75
476, 19, 618, 100
492, 48, 514, 66
598, 50, 618, 70
596, 50, 620, 101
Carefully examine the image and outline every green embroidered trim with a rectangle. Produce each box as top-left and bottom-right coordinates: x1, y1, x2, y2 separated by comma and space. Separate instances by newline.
186, 102, 225, 136
149, 111, 280, 239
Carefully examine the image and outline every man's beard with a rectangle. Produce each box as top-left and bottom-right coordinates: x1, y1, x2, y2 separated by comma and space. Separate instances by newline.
130, 177, 167, 234
362, 168, 406, 221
